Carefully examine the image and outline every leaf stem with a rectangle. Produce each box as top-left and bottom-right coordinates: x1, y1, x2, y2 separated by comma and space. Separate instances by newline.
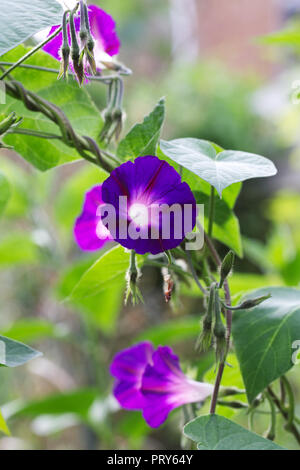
208, 186, 215, 238
264, 391, 277, 441
267, 385, 300, 445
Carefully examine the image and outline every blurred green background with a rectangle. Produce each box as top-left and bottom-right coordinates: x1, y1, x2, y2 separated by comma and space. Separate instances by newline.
0, 0, 300, 450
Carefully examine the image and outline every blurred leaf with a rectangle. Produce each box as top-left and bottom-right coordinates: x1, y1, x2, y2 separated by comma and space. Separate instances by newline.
184, 415, 284, 450
117, 98, 165, 160
232, 287, 300, 403
0, 171, 10, 217
11, 389, 99, 420
260, 28, 300, 47
2, 46, 103, 170
57, 256, 124, 334
160, 138, 277, 197
0, 335, 42, 367
2, 319, 67, 343
136, 317, 200, 346
0, 0, 63, 55
69, 246, 143, 301
31, 413, 80, 436
0, 234, 38, 267
0, 409, 10, 436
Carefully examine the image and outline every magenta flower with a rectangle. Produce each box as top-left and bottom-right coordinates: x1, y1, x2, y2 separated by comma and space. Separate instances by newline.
43, 4, 120, 73
74, 185, 113, 251
110, 342, 213, 428
101, 156, 197, 255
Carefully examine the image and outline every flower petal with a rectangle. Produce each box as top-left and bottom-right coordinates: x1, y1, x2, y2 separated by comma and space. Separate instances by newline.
110, 342, 154, 410
74, 185, 112, 252
101, 156, 197, 255
141, 346, 213, 428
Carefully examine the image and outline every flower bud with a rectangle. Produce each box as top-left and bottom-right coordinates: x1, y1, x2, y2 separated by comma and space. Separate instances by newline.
58, 10, 70, 80
223, 293, 271, 311
213, 289, 226, 363
70, 10, 84, 85
125, 251, 143, 305
219, 250, 235, 288
196, 283, 215, 352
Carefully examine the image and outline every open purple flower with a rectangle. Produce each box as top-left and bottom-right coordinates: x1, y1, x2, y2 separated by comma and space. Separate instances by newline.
43, 4, 120, 73
110, 342, 213, 428
74, 185, 113, 251
101, 156, 197, 255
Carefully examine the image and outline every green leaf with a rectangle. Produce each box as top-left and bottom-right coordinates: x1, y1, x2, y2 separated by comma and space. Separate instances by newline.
2, 46, 103, 171
0, 335, 42, 367
10, 389, 99, 420
69, 246, 143, 301
135, 317, 200, 346
2, 319, 67, 343
184, 415, 284, 450
0, 0, 63, 55
232, 287, 300, 403
117, 98, 165, 160
0, 409, 10, 436
57, 256, 124, 334
0, 171, 10, 217
160, 138, 277, 196
0, 234, 38, 267
259, 29, 300, 47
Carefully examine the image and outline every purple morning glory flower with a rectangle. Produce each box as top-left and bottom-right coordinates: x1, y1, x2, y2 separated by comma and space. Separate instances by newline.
43, 4, 120, 73
101, 156, 197, 255
74, 185, 113, 251
110, 342, 213, 428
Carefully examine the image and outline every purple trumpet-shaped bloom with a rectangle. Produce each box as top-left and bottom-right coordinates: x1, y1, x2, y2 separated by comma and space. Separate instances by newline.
74, 185, 113, 251
43, 4, 120, 72
101, 155, 197, 255
110, 342, 213, 428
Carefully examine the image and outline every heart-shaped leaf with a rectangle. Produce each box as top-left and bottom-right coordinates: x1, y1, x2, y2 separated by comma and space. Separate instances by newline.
0, 0, 63, 56
0, 335, 42, 367
160, 138, 277, 196
117, 98, 165, 160
184, 415, 284, 450
232, 287, 300, 403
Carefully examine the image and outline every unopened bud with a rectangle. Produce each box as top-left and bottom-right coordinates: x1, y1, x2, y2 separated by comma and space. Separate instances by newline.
196, 283, 215, 352
213, 289, 226, 363
125, 251, 143, 305
219, 251, 235, 288
223, 293, 271, 311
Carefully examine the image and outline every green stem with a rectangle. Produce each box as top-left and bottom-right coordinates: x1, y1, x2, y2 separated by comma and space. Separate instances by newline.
0, 62, 131, 80
7, 128, 62, 140
267, 386, 300, 446
281, 375, 295, 428
264, 391, 277, 441
208, 186, 215, 238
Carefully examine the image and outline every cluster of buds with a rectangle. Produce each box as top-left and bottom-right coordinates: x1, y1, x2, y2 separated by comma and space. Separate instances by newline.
58, 1, 97, 85
100, 79, 126, 143
197, 250, 271, 364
